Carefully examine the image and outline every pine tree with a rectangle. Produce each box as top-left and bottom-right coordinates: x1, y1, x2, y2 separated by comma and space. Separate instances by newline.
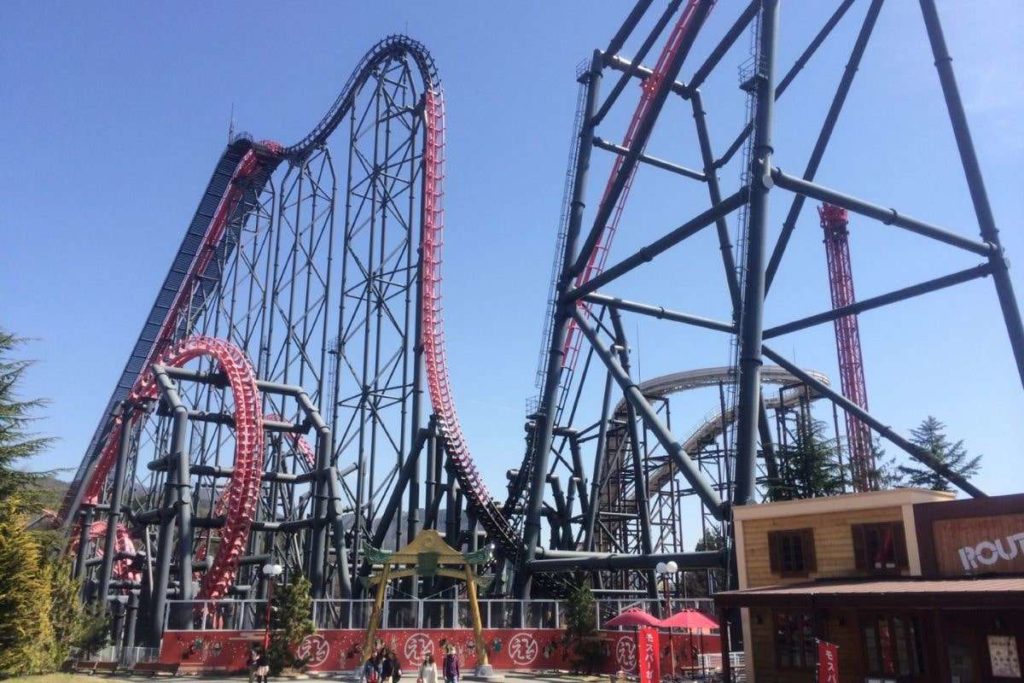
773, 417, 845, 500
0, 498, 56, 675
267, 573, 315, 674
0, 330, 54, 513
562, 579, 601, 673
47, 559, 88, 667
869, 439, 905, 490
898, 416, 981, 492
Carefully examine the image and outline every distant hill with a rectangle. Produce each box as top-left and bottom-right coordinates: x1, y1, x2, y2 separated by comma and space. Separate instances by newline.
36, 474, 70, 512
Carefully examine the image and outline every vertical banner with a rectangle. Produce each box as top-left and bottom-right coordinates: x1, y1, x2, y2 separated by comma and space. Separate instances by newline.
817, 639, 839, 683
637, 626, 661, 683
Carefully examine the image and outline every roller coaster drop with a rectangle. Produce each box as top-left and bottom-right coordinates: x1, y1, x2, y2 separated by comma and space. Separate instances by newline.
61, 1, 1024, 649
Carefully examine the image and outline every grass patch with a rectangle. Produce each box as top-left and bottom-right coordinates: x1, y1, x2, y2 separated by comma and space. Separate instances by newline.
1, 675, 128, 683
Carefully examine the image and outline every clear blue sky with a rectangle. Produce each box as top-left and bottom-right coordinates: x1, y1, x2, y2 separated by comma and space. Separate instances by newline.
2, 1, 1022, 516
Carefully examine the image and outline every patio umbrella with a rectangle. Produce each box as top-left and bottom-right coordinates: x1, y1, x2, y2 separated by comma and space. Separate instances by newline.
604, 608, 665, 628
662, 609, 718, 630
663, 610, 719, 674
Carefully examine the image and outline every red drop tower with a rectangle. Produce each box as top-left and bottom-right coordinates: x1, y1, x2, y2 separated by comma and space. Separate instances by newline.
820, 203, 875, 491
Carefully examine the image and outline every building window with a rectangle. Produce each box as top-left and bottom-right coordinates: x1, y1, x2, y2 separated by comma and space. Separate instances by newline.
852, 522, 908, 573
774, 611, 816, 669
862, 614, 926, 677
768, 529, 816, 577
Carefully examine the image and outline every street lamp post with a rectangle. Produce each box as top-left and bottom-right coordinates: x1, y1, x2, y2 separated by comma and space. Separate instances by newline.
262, 563, 283, 649
655, 561, 678, 677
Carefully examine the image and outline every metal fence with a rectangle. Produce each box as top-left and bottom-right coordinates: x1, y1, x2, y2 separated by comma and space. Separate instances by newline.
163, 596, 716, 632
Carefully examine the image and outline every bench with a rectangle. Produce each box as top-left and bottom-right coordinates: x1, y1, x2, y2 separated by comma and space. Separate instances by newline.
132, 661, 180, 677
72, 661, 99, 674
94, 662, 120, 674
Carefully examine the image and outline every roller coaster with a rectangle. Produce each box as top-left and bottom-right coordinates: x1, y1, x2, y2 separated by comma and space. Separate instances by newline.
60, 0, 1024, 652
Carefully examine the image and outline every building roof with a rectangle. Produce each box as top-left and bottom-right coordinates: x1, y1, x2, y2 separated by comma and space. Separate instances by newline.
715, 575, 1024, 609
732, 488, 955, 522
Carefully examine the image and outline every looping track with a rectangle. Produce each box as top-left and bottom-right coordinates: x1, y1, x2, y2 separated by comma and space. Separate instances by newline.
64, 34, 525, 595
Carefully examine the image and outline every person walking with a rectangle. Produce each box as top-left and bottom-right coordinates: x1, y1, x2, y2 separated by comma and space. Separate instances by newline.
255, 647, 270, 683
363, 653, 381, 683
247, 644, 261, 683
417, 653, 438, 683
442, 646, 460, 683
387, 650, 402, 683
380, 649, 394, 683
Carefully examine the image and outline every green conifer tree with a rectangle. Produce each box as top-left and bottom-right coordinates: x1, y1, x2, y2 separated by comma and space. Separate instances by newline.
267, 573, 315, 674
0, 499, 56, 675
773, 417, 845, 500
0, 330, 54, 514
563, 579, 601, 673
898, 416, 981, 492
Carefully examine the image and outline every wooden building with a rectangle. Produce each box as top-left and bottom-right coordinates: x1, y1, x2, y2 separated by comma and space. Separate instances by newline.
715, 490, 1024, 682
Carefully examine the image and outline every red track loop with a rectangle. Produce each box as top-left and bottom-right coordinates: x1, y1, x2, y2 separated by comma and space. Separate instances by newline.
77, 336, 264, 600
194, 414, 314, 568
69, 520, 140, 583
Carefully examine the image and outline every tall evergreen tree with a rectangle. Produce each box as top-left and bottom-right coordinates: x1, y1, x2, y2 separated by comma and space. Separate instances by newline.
773, 417, 845, 501
0, 330, 54, 513
0, 498, 56, 675
267, 573, 315, 674
563, 578, 601, 673
869, 439, 905, 490
46, 559, 88, 667
899, 416, 981, 492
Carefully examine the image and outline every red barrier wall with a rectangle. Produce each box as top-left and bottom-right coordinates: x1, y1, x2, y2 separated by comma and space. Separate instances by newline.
160, 628, 720, 674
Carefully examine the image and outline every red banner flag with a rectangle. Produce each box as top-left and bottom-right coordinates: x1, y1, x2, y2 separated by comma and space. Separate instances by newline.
817, 639, 839, 683
637, 626, 661, 683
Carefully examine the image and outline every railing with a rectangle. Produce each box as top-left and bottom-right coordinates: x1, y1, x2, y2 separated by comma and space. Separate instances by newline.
163, 596, 716, 632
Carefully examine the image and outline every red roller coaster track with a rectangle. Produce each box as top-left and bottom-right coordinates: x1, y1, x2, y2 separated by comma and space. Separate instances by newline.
66, 36, 530, 594
820, 203, 874, 491
75, 336, 265, 600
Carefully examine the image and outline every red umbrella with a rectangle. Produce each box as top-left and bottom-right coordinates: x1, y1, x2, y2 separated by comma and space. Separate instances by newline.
662, 609, 718, 631
604, 608, 665, 628
662, 610, 719, 675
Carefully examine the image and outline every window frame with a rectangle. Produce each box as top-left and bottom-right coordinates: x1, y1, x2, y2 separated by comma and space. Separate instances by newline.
772, 609, 819, 670
768, 528, 817, 578
852, 522, 909, 574
860, 612, 927, 678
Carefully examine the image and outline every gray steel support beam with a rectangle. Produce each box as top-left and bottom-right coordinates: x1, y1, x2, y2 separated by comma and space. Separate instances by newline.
595, 1, 685, 127
609, 309, 659, 599
583, 292, 734, 334
762, 344, 986, 498
149, 449, 177, 644
529, 550, 726, 573
123, 591, 139, 655
764, 264, 991, 339
919, 0, 1024, 389
521, 51, 604, 598
565, 187, 749, 302
372, 427, 429, 549
584, 372, 615, 551
593, 136, 704, 181
572, 307, 724, 518
571, 0, 714, 279
770, 169, 994, 257
326, 469, 353, 598
733, 0, 780, 507
75, 505, 94, 600
152, 367, 193, 616
691, 90, 741, 313
765, 0, 884, 292
715, 0, 859, 171
688, 0, 760, 92
99, 405, 132, 608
